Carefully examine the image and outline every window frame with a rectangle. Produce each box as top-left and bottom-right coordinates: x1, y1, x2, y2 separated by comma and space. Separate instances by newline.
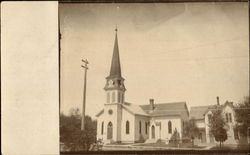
126, 120, 129, 134
139, 121, 142, 134
107, 92, 110, 103
101, 121, 104, 135
168, 121, 172, 134
112, 92, 115, 103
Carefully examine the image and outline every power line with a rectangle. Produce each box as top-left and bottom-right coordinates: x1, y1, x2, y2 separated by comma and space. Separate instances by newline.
154, 55, 248, 62
143, 35, 248, 56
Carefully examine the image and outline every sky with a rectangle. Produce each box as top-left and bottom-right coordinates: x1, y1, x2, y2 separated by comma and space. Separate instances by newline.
59, 3, 249, 118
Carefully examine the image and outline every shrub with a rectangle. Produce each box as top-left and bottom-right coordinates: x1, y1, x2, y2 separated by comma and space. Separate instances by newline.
169, 128, 181, 147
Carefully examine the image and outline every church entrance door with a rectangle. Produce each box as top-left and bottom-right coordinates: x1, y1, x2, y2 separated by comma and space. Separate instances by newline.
107, 122, 113, 140
152, 125, 155, 139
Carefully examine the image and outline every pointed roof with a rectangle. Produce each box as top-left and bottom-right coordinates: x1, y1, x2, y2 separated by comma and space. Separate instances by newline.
108, 28, 122, 78
189, 101, 235, 120
189, 105, 212, 120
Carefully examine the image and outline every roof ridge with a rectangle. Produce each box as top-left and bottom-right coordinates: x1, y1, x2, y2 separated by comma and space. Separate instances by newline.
156, 102, 186, 105
190, 105, 213, 108
140, 101, 186, 106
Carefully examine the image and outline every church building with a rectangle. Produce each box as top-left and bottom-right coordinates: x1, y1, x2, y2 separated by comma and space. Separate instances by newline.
96, 29, 189, 144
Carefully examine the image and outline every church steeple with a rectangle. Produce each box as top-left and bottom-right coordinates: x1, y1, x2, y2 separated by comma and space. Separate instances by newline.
104, 28, 126, 104
109, 28, 121, 78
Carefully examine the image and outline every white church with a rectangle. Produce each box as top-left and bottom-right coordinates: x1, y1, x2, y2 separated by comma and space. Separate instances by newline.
96, 29, 189, 144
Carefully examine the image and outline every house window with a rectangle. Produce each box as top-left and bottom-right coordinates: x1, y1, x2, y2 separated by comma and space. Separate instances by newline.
101, 122, 104, 135
112, 92, 115, 103
126, 121, 129, 134
199, 132, 202, 140
229, 113, 232, 123
139, 121, 142, 134
145, 122, 148, 134
107, 93, 110, 103
234, 128, 239, 140
168, 121, 172, 134
226, 113, 229, 122
118, 80, 121, 85
208, 114, 212, 123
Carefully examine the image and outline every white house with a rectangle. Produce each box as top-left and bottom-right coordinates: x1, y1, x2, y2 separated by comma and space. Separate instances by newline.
96, 29, 189, 144
190, 97, 240, 144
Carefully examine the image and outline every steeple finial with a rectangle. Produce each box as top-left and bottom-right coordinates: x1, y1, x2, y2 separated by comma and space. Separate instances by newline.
115, 25, 118, 32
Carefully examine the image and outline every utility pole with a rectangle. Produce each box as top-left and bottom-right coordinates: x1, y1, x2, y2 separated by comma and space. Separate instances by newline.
81, 59, 89, 131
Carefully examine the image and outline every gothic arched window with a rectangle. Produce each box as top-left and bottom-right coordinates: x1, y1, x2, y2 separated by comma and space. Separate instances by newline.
139, 121, 142, 134
126, 121, 129, 134
121, 93, 124, 103
112, 92, 115, 103
101, 122, 104, 135
107, 93, 110, 103
118, 92, 121, 103
168, 121, 172, 134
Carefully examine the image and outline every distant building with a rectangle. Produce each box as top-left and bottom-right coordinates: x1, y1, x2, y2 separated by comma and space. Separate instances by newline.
96, 29, 189, 144
190, 97, 240, 144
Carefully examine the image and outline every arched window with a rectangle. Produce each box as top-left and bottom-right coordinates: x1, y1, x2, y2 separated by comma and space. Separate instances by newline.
112, 92, 115, 103
121, 93, 124, 103
168, 121, 172, 134
107, 122, 113, 139
118, 92, 121, 103
107, 93, 110, 103
101, 122, 104, 135
151, 125, 155, 139
139, 121, 142, 134
126, 121, 129, 134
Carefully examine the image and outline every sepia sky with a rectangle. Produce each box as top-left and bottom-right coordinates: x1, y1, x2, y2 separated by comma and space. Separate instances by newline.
60, 3, 249, 118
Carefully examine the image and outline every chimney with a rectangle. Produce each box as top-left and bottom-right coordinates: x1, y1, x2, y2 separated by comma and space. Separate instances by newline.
216, 96, 220, 105
150, 99, 154, 110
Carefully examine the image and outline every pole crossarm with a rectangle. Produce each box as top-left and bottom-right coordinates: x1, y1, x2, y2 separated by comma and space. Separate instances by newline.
82, 59, 89, 64
81, 65, 88, 70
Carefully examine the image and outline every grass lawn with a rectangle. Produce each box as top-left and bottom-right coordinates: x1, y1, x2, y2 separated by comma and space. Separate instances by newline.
210, 144, 250, 150
134, 141, 205, 149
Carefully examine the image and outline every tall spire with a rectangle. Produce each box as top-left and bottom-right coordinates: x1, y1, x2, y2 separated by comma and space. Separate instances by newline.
109, 28, 122, 78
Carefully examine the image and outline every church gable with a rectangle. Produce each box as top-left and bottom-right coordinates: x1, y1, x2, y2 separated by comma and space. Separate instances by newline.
122, 102, 149, 116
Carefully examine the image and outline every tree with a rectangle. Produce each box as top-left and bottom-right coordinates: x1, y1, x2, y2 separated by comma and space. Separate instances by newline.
209, 108, 227, 147
60, 108, 97, 151
183, 118, 199, 146
235, 96, 250, 139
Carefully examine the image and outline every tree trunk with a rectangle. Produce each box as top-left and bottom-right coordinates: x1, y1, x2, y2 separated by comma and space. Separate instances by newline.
220, 141, 221, 148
